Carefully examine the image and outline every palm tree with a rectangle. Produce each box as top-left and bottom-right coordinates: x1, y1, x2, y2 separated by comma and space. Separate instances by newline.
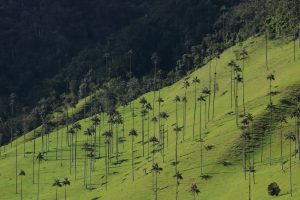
197, 95, 206, 140
151, 52, 159, 116
285, 132, 296, 197
14, 132, 18, 194
160, 112, 169, 162
114, 112, 123, 161
234, 74, 243, 127
192, 77, 200, 138
146, 103, 153, 157
67, 127, 75, 175
267, 102, 275, 165
157, 97, 164, 142
150, 136, 159, 164
239, 48, 248, 115
152, 163, 163, 200
202, 88, 210, 128
62, 178, 71, 200
9, 93, 16, 148
129, 129, 138, 181
141, 109, 148, 157
173, 171, 183, 200
190, 183, 200, 200
212, 53, 220, 119
279, 115, 287, 169
182, 80, 190, 137
152, 117, 158, 137
19, 170, 26, 200
52, 179, 62, 200
87, 151, 95, 188
36, 152, 44, 200
72, 122, 81, 180
228, 60, 236, 108
267, 73, 275, 104
290, 107, 300, 160
173, 126, 182, 175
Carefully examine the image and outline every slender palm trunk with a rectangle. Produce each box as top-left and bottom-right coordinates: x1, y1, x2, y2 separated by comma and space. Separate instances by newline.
116, 125, 119, 161
75, 132, 78, 180
64, 185, 67, 200
242, 60, 246, 115
33, 129, 36, 184
21, 176, 23, 200
148, 112, 150, 158
289, 139, 293, 197
235, 80, 239, 127
155, 173, 158, 200
280, 122, 283, 170
16, 139, 18, 194
142, 117, 145, 157
269, 108, 272, 165
213, 62, 217, 119
132, 136, 134, 181
37, 161, 40, 200
265, 31, 268, 69
230, 67, 233, 108
192, 84, 197, 138
208, 61, 212, 120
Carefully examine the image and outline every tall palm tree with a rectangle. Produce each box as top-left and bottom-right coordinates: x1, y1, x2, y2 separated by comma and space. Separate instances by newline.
9, 93, 16, 148
52, 179, 62, 200
67, 127, 75, 175
14, 132, 18, 194
114, 112, 123, 161
87, 151, 95, 188
36, 152, 44, 200
62, 178, 71, 200
160, 112, 169, 162
152, 163, 163, 200
151, 52, 159, 116
146, 103, 153, 157
173, 126, 182, 175
72, 122, 81, 180
239, 48, 248, 115
279, 115, 287, 169
141, 109, 148, 157
192, 77, 200, 138
267, 73, 275, 104
228, 60, 236, 108
202, 88, 210, 128
182, 80, 190, 137
267, 102, 275, 165
19, 170, 26, 200
129, 129, 138, 181
152, 117, 158, 137
212, 53, 220, 119
150, 136, 159, 164
190, 183, 200, 200
173, 171, 183, 200
197, 95, 206, 139
157, 97, 164, 142
285, 132, 296, 197
234, 74, 243, 127
291, 107, 300, 160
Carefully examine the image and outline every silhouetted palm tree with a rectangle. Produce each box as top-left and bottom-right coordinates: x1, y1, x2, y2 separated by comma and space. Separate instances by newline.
146, 103, 153, 157
173, 171, 183, 200
52, 179, 62, 200
151, 52, 159, 116
279, 115, 287, 169
228, 60, 236, 108
129, 129, 138, 181
72, 122, 81, 180
239, 48, 248, 115
267, 102, 275, 165
285, 132, 296, 197
173, 126, 182, 175
36, 152, 44, 200
190, 183, 200, 200
290, 107, 300, 160
234, 74, 243, 126
62, 178, 70, 200
152, 163, 163, 200
182, 80, 190, 137
267, 73, 275, 104
192, 77, 200, 138
19, 170, 26, 200
152, 117, 158, 137
150, 136, 159, 164
157, 97, 164, 142
197, 95, 206, 139
202, 88, 210, 128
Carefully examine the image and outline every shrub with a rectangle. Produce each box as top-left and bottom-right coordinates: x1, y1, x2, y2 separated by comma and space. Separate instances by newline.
268, 182, 281, 196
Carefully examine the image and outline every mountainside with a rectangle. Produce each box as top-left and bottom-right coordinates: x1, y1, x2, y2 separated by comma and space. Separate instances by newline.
1, 35, 300, 199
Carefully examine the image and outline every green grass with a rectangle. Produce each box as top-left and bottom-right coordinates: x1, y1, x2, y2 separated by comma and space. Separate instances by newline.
1, 35, 300, 200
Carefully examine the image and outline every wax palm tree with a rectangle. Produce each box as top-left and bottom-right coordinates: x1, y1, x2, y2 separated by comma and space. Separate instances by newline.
267, 73, 275, 103
146, 103, 153, 157
62, 178, 70, 200
234, 74, 243, 127
160, 111, 169, 162
173, 126, 182, 174
14, 131, 18, 194
190, 183, 200, 200
228, 60, 236, 108
202, 88, 210, 128
182, 80, 190, 137
241, 126, 251, 180
197, 95, 206, 139
174, 95, 181, 126
239, 48, 248, 115
114, 112, 123, 161
129, 129, 138, 181
52, 179, 62, 200
157, 97, 164, 142
91, 116, 100, 147
87, 151, 95, 188
285, 132, 296, 197
192, 77, 200, 138
67, 127, 75, 175
212, 52, 220, 119
291, 107, 300, 160
72, 122, 81, 180
279, 115, 287, 169
151, 52, 159, 116
173, 171, 183, 200
152, 117, 158, 137
141, 109, 148, 157
150, 136, 159, 164
19, 170, 26, 200
267, 102, 275, 165
246, 165, 255, 200
152, 163, 163, 200
36, 152, 44, 200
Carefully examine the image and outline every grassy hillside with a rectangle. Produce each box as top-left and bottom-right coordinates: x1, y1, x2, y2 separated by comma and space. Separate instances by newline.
1, 35, 300, 200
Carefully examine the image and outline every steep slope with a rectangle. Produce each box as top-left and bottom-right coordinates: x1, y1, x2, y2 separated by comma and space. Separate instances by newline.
1, 35, 300, 200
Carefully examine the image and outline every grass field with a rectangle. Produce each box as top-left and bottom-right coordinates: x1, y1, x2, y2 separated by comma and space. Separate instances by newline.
1, 35, 300, 200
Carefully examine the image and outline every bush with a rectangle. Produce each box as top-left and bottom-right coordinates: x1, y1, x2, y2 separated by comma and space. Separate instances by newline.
268, 182, 281, 196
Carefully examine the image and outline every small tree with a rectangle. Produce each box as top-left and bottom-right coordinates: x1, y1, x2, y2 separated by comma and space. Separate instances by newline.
267, 182, 281, 196
152, 163, 163, 200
